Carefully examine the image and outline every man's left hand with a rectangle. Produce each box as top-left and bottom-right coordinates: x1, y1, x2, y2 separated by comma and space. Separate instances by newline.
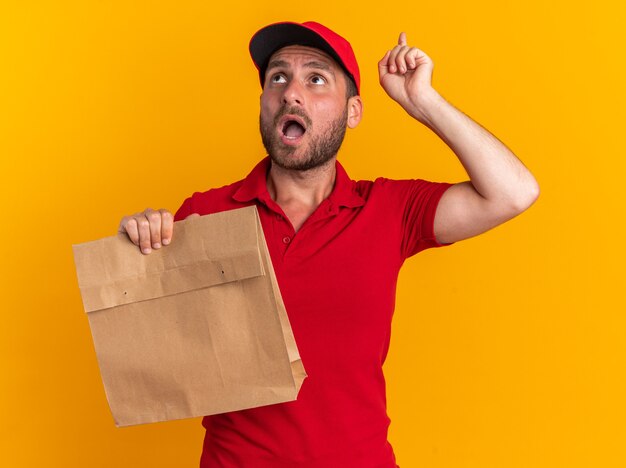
378, 32, 436, 120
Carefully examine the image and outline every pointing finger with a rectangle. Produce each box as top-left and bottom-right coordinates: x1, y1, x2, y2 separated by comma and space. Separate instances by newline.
398, 32, 407, 46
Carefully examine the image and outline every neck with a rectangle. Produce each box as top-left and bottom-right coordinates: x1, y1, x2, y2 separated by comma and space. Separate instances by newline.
266, 158, 337, 231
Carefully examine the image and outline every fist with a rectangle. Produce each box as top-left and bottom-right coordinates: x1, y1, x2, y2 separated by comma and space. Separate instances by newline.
378, 32, 435, 116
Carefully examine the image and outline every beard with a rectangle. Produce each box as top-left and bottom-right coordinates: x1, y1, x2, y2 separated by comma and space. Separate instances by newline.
260, 105, 348, 171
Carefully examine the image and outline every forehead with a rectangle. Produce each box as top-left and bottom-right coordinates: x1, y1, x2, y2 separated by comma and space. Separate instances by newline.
267, 45, 341, 70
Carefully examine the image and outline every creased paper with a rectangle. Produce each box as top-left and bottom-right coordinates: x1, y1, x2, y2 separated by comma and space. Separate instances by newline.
73, 206, 306, 427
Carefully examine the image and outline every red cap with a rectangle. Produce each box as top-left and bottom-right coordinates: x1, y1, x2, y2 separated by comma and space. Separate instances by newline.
249, 21, 360, 94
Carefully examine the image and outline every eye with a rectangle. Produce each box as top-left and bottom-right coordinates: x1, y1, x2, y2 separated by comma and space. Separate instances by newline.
270, 73, 287, 84
310, 75, 327, 85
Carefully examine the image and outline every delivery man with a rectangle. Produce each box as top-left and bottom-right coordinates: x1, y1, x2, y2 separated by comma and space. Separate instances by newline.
118, 21, 539, 468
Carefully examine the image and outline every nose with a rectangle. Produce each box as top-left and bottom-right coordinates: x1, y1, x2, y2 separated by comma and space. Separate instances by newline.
282, 79, 304, 106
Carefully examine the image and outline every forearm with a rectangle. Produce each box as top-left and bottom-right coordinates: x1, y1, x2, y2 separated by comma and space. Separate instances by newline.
378, 34, 539, 241
410, 90, 539, 211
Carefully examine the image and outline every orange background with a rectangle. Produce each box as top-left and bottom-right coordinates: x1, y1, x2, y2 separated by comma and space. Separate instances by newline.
1, 1, 625, 467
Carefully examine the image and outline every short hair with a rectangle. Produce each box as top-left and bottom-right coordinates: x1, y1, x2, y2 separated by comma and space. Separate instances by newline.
344, 73, 358, 100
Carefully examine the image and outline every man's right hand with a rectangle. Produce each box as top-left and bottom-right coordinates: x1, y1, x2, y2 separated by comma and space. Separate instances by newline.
118, 208, 177, 254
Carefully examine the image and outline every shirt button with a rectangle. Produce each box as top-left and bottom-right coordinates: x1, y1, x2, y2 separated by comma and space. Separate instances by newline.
282, 236, 291, 244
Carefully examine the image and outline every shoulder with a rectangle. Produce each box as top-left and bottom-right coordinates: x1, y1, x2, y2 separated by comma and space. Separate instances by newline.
174, 179, 247, 221
353, 176, 451, 202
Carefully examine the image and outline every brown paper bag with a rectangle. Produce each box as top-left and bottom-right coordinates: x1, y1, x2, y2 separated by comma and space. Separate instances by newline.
73, 206, 306, 427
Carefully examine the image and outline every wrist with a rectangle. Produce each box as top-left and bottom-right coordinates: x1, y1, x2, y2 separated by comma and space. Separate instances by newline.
407, 88, 444, 124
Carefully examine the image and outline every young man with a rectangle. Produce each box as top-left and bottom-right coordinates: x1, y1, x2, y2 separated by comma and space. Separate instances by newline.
119, 21, 538, 468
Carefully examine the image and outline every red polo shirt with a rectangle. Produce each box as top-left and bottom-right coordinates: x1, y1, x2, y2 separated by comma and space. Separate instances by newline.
174, 157, 452, 467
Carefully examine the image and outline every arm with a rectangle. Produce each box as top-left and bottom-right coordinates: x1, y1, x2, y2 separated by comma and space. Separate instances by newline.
379, 33, 540, 244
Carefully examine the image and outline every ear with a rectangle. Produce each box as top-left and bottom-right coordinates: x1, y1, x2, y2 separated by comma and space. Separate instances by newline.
346, 95, 363, 129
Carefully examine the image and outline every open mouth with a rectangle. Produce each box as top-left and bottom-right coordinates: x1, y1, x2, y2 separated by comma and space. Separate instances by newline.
280, 115, 307, 140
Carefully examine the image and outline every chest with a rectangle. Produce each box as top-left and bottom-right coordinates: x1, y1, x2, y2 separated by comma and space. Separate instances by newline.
257, 202, 405, 366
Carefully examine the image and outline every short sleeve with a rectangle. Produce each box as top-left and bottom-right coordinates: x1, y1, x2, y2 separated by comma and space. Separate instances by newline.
399, 179, 454, 259
173, 187, 240, 222
174, 196, 194, 222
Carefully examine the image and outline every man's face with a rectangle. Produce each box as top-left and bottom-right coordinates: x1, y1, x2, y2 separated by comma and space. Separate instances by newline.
259, 45, 352, 171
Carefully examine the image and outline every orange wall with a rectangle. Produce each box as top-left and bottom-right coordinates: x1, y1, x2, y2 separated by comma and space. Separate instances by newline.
1, 1, 625, 467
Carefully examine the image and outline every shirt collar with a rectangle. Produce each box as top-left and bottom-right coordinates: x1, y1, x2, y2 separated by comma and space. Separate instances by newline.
232, 157, 365, 209
232, 157, 272, 204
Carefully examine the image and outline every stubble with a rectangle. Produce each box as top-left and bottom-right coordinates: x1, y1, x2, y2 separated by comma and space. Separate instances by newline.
260, 105, 348, 171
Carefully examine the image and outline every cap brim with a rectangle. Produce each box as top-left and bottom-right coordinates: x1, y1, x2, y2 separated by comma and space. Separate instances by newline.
249, 22, 353, 88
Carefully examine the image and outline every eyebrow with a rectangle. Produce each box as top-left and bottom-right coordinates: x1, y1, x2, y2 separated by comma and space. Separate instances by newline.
266, 59, 336, 77
266, 59, 290, 71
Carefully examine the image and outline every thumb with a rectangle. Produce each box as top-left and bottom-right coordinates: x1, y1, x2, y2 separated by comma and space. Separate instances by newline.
378, 50, 391, 78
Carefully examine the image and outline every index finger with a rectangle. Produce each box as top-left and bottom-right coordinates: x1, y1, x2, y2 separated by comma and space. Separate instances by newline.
398, 32, 407, 46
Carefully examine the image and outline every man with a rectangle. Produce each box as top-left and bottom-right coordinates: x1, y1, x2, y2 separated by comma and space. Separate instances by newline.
119, 21, 538, 467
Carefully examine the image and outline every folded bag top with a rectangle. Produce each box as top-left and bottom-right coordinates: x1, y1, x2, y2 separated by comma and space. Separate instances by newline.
74, 207, 265, 313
